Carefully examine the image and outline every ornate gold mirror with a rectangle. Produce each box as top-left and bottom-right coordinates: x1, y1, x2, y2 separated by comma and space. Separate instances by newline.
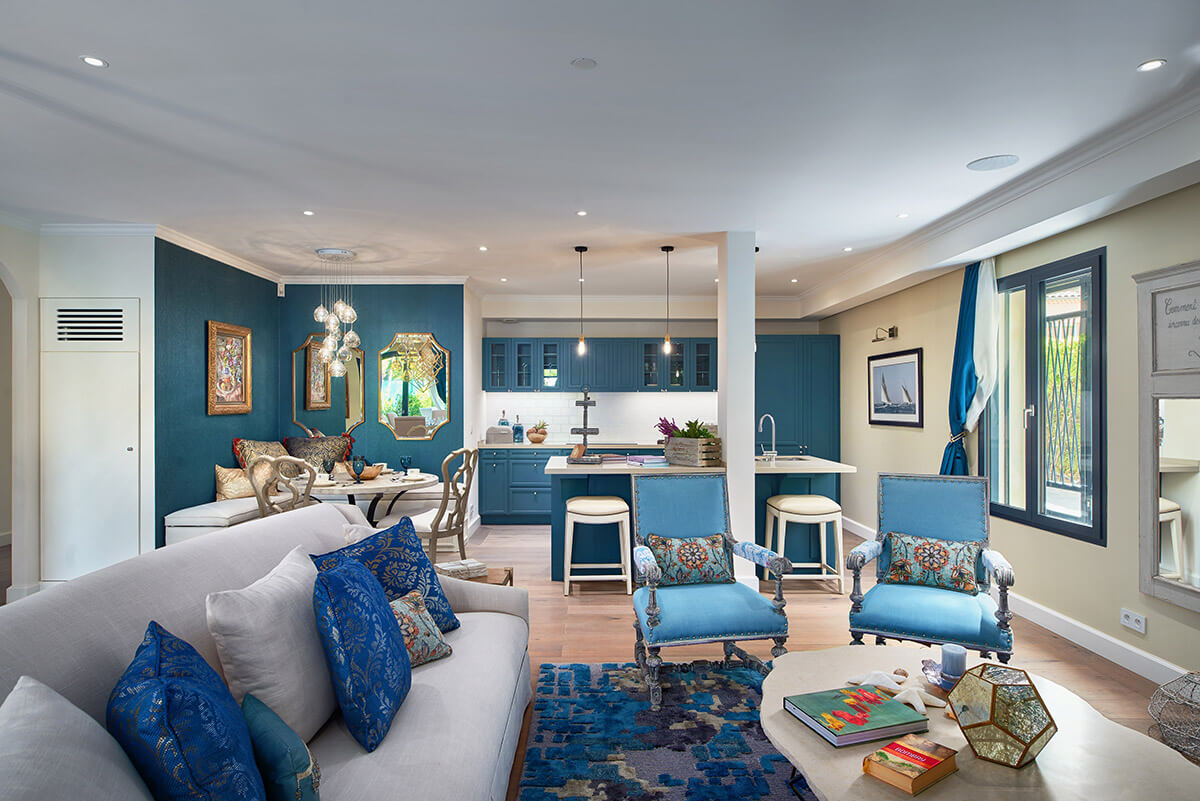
379, 332, 450, 439
291, 334, 365, 436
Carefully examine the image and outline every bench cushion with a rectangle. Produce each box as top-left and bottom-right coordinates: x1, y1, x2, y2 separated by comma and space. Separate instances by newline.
165, 497, 263, 528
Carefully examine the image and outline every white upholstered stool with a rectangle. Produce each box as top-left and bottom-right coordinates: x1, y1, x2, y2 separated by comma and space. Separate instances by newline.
1159, 497, 1186, 580
564, 495, 632, 596
765, 494, 845, 593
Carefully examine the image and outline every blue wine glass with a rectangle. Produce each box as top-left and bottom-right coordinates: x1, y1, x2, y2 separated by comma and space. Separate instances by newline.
399, 455, 412, 474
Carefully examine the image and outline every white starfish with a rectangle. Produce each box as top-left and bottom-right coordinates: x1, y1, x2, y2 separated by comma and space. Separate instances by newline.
846, 670, 906, 693
890, 687, 948, 715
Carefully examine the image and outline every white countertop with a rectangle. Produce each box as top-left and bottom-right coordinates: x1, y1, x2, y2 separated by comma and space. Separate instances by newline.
1160, 456, 1200, 473
543, 455, 857, 475
479, 440, 663, 450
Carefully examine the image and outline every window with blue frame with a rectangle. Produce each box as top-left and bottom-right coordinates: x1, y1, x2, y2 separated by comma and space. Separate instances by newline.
982, 248, 1107, 545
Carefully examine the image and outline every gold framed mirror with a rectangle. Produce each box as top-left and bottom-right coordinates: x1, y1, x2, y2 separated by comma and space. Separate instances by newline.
291, 333, 365, 436
379, 332, 450, 440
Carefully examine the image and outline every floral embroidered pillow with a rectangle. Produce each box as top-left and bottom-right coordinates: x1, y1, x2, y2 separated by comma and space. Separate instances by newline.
883, 532, 979, 595
645, 533, 733, 586
390, 591, 452, 667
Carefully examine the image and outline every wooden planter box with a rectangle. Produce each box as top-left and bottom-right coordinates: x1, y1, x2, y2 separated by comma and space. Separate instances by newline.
664, 437, 723, 467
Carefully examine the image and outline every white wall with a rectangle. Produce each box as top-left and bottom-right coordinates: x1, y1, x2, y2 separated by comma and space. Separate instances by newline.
0, 283, 11, 546
482, 391, 717, 444
462, 285, 484, 523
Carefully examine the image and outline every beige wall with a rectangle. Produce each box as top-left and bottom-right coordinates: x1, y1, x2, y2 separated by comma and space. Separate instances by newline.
0, 283, 10, 541
822, 181, 1200, 671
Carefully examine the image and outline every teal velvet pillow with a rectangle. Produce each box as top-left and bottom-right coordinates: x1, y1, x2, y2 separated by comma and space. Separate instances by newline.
106, 622, 266, 801
645, 532, 734, 586
882, 531, 980, 594
242, 694, 319, 801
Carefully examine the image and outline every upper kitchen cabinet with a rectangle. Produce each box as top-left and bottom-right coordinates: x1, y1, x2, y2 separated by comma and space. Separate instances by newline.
481, 337, 714, 392
483, 338, 511, 391
690, 338, 717, 391
512, 339, 536, 391
585, 337, 637, 391
754, 335, 839, 458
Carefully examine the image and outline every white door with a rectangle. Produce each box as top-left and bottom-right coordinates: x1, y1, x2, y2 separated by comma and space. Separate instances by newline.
40, 350, 140, 580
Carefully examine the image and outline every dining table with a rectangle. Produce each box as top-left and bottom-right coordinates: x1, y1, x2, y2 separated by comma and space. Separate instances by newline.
310, 471, 439, 526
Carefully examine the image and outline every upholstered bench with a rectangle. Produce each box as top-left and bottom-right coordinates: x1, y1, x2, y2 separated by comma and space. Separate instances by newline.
164, 498, 265, 545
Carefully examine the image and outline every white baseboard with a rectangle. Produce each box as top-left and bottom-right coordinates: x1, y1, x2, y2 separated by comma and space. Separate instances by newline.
0, 530, 10, 547
838, 514, 1185, 685
5, 583, 39, 603
1006, 591, 1186, 685
466, 513, 481, 539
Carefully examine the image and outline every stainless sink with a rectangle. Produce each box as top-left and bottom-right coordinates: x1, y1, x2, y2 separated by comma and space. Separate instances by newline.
754, 454, 811, 463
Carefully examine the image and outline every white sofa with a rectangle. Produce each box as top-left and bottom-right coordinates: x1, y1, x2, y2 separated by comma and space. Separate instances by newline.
0, 503, 532, 801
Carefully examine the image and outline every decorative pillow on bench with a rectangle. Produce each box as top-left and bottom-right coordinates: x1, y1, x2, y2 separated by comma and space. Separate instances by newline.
106, 621, 266, 801
882, 531, 980, 594
645, 532, 734, 586
233, 438, 289, 470
284, 435, 352, 471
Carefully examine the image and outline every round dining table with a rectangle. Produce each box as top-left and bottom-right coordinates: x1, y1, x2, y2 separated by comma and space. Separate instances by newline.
310, 472, 439, 526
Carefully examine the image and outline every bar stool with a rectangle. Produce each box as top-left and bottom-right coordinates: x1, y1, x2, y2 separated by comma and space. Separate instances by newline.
564, 496, 632, 596
1159, 497, 1186, 580
765, 494, 844, 593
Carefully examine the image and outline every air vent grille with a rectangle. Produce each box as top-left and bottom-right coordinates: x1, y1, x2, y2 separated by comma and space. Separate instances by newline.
41, 298, 139, 352
55, 308, 126, 342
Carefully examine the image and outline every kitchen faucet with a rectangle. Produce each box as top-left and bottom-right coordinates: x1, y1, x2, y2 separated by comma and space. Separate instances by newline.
758, 413, 777, 462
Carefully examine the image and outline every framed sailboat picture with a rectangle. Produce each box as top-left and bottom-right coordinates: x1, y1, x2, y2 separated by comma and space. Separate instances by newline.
868, 348, 923, 427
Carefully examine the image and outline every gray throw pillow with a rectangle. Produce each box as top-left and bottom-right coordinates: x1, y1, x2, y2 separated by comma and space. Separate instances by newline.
206, 545, 335, 742
0, 675, 153, 800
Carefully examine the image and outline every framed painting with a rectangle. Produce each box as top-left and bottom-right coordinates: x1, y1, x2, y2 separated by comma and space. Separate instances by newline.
207, 320, 252, 415
868, 348, 923, 427
305, 339, 331, 410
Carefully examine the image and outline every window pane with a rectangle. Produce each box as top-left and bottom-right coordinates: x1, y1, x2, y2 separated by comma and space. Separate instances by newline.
1040, 270, 1093, 526
989, 287, 1026, 509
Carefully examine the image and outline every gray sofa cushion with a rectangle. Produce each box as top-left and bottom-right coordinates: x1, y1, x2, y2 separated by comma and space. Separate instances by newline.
0, 676, 154, 800
206, 546, 336, 742
311, 610, 530, 799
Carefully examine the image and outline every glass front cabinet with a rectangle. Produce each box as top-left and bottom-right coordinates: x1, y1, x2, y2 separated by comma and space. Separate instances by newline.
483, 337, 717, 392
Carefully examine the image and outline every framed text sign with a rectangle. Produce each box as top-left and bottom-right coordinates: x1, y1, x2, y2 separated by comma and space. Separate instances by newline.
1152, 282, 1200, 373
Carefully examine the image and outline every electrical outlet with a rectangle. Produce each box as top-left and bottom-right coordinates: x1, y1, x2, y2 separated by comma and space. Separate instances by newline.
1120, 608, 1147, 634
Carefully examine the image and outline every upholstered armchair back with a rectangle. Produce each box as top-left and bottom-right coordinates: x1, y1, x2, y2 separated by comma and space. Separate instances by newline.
632, 474, 733, 570
876, 473, 991, 588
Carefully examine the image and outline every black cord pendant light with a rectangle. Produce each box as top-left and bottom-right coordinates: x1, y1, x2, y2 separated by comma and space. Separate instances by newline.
575, 245, 588, 355
661, 245, 674, 353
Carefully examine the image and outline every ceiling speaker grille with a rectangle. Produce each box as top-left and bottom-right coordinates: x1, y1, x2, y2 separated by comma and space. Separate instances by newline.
54, 308, 127, 342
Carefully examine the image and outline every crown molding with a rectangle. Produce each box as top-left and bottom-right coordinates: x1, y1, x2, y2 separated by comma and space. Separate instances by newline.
40, 223, 158, 237
279, 274, 467, 285
0, 210, 37, 233
482, 293, 714, 304
155, 226, 282, 283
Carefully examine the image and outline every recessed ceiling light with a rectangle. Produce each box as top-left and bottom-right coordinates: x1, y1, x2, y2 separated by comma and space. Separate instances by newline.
571, 57, 597, 70
578, 277, 585, 282
791, 278, 798, 283
967, 154, 1020, 171
576, 210, 587, 216
1137, 58, 1167, 72
843, 247, 854, 252
714, 278, 719, 283
302, 210, 314, 216
500, 277, 508, 282
897, 212, 909, 219
80, 55, 108, 68
479, 246, 488, 251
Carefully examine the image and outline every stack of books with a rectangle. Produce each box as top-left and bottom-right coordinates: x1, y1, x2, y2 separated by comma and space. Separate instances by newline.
783, 686, 928, 747
433, 558, 488, 579
627, 454, 668, 466
863, 734, 958, 795
596, 453, 627, 463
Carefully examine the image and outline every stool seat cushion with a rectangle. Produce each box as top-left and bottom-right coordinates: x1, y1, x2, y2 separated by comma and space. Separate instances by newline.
767, 494, 841, 516
566, 496, 629, 516
633, 583, 787, 645
1160, 497, 1182, 514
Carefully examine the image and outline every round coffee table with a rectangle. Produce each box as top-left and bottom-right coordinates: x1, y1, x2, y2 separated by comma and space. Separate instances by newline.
310, 472, 438, 525
760, 646, 1199, 801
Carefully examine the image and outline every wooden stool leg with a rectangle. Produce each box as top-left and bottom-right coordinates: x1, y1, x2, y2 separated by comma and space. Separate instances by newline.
564, 514, 575, 597
834, 514, 845, 594
620, 516, 632, 595
765, 506, 776, 553
817, 517, 828, 584
777, 514, 788, 576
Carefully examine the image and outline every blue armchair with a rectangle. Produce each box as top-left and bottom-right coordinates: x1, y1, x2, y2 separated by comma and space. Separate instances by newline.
846, 473, 1015, 662
631, 474, 793, 710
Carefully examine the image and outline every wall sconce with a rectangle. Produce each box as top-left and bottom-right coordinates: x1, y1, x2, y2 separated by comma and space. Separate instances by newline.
872, 326, 898, 343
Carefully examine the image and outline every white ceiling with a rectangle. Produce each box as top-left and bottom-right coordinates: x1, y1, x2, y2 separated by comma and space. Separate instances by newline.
2, 1, 1199, 302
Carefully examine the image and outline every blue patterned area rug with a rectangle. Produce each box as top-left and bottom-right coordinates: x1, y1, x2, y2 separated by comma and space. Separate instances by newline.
518, 662, 816, 800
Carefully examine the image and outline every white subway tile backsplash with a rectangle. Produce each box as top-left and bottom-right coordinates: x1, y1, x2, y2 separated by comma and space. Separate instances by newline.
484, 391, 718, 443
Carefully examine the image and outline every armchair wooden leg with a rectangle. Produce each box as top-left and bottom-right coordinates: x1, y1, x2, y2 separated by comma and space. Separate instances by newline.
645, 648, 663, 711
875, 636, 887, 646
771, 637, 787, 660
850, 631, 864, 646
722, 640, 736, 669
633, 621, 647, 670
998, 652, 1011, 664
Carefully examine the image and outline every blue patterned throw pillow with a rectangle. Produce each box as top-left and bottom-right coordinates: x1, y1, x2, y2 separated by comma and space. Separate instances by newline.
312, 559, 411, 752
883, 531, 980, 594
312, 517, 460, 632
242, 694, 320, 801
106, 621, 266, 801
645, 532, 734, 586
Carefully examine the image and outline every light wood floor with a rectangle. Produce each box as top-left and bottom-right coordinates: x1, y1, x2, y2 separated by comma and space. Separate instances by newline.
469, 524, 1158, 735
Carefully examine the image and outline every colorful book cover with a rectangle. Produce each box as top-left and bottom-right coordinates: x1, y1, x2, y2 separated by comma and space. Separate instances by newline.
784, 686, 927, 737
863, 735, 957, 794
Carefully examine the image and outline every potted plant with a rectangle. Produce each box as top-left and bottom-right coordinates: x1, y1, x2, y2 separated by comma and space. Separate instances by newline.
657, 418, 722, 466
526, 420, 549, 444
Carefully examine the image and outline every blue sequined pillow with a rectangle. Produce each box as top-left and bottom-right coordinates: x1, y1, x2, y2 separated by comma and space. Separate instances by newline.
312, 517, 460, 632
646, 532, 734, 586
883, 531, 980, 595
106, 621, 266, 801
242, 694, 319, 801
312, 559, 411, 752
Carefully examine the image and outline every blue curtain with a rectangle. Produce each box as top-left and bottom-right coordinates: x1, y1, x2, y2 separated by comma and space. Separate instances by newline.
940, 262, 982, 475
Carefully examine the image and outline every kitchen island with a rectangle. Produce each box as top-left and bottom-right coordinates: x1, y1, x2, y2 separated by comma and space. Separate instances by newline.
544, 455, 856, 582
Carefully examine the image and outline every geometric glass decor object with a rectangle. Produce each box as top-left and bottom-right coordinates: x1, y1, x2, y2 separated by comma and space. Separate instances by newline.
947, 663, 1057, 768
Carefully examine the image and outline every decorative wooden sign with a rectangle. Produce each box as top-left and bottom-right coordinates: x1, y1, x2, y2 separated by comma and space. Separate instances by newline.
1152, 281, 1200, 373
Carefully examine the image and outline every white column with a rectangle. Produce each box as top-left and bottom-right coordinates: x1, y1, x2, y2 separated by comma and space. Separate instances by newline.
717, 231, 757, 588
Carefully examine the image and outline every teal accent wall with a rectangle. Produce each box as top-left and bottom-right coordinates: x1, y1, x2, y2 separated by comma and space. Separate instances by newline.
154, 239, 280, 546
279, 284, 463, 475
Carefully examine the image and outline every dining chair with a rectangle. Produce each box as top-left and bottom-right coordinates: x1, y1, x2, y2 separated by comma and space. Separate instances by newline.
246, 455, 317, 518
381, 447, 477, 560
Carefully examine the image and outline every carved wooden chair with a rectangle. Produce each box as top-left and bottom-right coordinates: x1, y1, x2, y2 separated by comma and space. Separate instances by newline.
381, 447, 478, 560
845, 473, 1015, 662
247, 455, 317, 518
630, 473, 793, 710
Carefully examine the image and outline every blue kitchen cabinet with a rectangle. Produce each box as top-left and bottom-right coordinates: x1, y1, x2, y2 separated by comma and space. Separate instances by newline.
512, 339, 536, 391
637, 339, 662, 391
478, 451, 509, 516
480, 447, 571, 524
689, 338, 717, 391
563, 338, 585, 391
482, 337, 716, 392
663, 339, 689, 391
586, 338, 636, 392
538, 340, 562, 391
483, 339, 511, 391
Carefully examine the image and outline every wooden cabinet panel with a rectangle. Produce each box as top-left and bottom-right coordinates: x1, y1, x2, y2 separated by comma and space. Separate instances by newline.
479, 457, 509, 515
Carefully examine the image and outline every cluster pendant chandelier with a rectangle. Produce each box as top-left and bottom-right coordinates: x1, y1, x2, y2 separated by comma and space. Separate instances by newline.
311, 247, 360, 378
661, 245, 674, 353
575, 245, 588, 355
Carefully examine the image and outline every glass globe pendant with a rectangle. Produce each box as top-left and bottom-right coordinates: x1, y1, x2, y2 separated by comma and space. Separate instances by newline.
313, 304, 329, 323
336, 345, 353, 363
328, 359, 347, 378
337, 304, 357, 324
324, 314, 341, 333
343, 330, 361, 349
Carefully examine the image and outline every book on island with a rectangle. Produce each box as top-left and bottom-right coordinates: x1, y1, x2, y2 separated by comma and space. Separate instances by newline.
783, 686, 928, 747
863, 734, 958, 795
